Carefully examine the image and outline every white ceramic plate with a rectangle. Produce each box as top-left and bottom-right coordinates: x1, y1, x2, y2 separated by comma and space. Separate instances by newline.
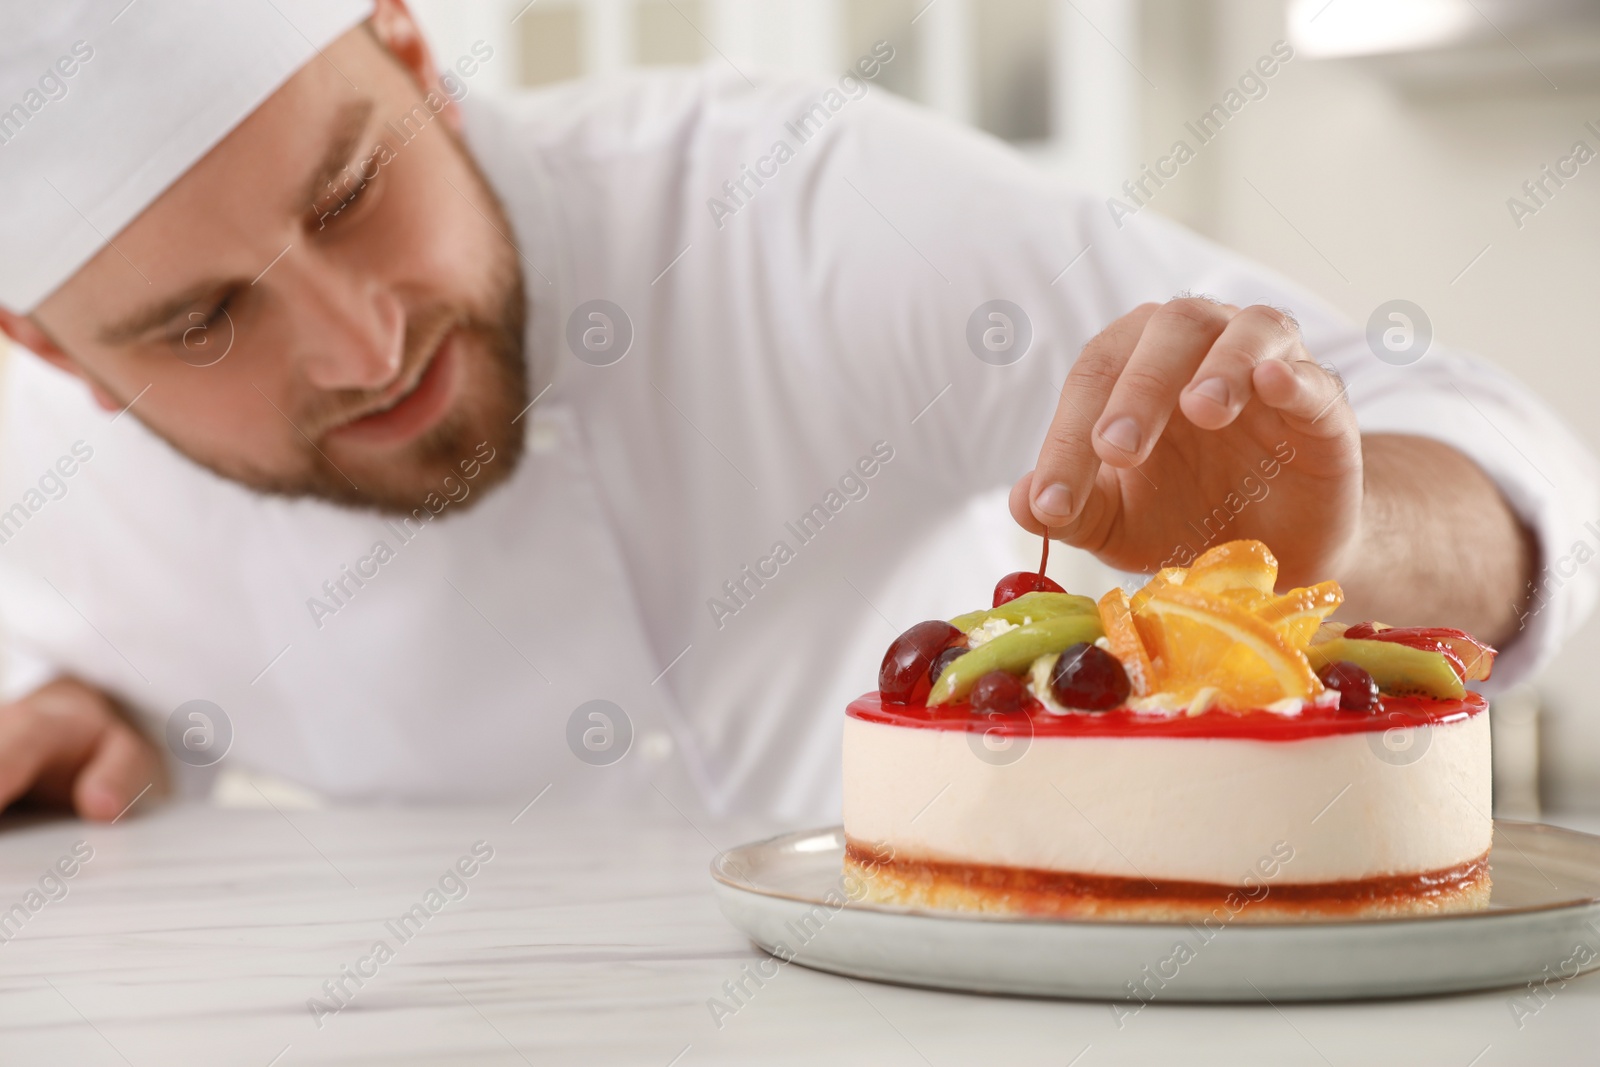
711, 820, 1600, 1002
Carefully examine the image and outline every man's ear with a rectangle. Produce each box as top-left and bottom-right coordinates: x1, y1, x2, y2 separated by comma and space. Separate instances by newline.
0, 310, 123, 412
367, 0, 459, 130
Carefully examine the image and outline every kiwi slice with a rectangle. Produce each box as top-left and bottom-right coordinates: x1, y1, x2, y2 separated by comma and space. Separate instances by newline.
1307, 637, 1465, 700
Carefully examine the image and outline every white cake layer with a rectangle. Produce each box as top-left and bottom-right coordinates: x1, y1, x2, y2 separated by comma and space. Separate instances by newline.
842, 711, 1491, 885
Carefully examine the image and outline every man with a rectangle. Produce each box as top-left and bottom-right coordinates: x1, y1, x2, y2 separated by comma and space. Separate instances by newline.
0, 0, 1590, 822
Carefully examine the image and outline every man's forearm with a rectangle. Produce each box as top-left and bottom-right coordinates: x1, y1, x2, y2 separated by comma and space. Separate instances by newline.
1336, 434, 1535, 646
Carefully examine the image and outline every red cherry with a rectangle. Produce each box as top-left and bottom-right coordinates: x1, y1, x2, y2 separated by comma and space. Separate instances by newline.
992, 571, 1066, 607
969, 671, 1028, 715
993, 535, 1065, 606
1319, 661, 1380, 713
880, 620, 963, 704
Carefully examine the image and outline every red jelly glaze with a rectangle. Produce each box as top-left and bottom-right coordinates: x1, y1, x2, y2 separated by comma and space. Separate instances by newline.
847, 690, 1486, 741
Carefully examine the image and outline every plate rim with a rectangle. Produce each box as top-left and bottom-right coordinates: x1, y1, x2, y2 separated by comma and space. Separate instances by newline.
710, 818, 1600, 929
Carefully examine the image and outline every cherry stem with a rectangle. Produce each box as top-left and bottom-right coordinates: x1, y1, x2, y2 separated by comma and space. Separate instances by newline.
1039, 535, 1050, 579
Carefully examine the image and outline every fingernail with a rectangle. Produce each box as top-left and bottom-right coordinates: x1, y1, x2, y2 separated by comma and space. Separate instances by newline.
1189, 377, 1229, 406
1099, 417, 1141, 455
1034, 483, 1073, 521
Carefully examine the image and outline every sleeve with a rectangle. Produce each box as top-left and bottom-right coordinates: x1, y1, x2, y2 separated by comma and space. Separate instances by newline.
767, 82, 1598, 688
0, 639, 59, 704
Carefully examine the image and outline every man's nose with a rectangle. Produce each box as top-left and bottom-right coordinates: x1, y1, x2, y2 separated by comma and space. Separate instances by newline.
283, 259, 406, 391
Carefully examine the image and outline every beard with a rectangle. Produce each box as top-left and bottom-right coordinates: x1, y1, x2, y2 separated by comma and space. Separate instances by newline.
142, 150, 531, 517
263, 274, 530, 515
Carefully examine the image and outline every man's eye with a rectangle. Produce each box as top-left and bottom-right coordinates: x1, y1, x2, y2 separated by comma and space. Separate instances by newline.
314, 164, 379, 228
167, 294, 233, 345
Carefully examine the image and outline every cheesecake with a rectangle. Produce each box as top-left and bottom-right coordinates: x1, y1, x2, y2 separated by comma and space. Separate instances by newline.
843, 539, 1495, 922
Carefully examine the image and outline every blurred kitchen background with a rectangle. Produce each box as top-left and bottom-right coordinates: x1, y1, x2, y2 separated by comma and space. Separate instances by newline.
5, 0, 1593, 812
403, 0, 1600, 813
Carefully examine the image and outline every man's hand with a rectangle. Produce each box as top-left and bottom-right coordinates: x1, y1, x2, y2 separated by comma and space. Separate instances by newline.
0, 677, 165, 821
1011, 298, 1533, 643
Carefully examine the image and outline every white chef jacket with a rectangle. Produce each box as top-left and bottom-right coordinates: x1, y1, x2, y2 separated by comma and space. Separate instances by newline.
0, 69, 1594, 821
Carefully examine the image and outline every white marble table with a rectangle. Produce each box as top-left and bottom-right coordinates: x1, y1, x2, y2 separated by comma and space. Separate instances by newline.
0, 801, 1596, 1066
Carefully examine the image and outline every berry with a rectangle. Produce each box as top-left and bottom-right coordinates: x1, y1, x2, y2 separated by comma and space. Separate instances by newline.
928, 645, 967, 686
992, 571, 1066, 607
969, 671, 1028, 716
880, 620, 962, 704
1048, 643, 1130, 711
1319, 660, 1379, 713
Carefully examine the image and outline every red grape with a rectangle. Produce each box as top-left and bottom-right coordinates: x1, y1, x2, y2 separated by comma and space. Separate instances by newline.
1319, 661, 1379, 713
880, 620, 962, 704
1048, 643, 1129, 711
928, 645, 967, 686
992, 571, 1066, 607
969, 671, 1028, 715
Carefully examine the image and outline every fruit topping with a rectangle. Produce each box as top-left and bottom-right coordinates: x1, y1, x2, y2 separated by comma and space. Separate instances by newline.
1341, 623, 1496, 681
1096, 588, 1155, 696
880, 620, 963, 705
992, 571, 1066, 607
876, 537, 1490, 718
992, 534, 1065, 606
1257, 581, 1345, 646
928, 646, 967, 686
949, 591, 1097, 633
969, 670, 1029, 715
1184, 539, 1280, 598
1137, 585, 1326, 710
1048, 643, 1130, 711
1117, 541, 1344, 712
1317, 660, 1380, 713
928, 613, 1105, 705
1305, 637, 1465, 700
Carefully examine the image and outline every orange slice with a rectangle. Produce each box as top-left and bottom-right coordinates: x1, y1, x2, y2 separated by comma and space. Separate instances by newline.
1139, 586, 1322, 709
1255, 580, 1344, 647
1129, 567, 1187, 615
1185, 540, 1278, 596
1098, 588, 1156, 696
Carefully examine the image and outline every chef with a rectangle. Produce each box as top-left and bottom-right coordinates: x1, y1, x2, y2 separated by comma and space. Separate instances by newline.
0, 0, 1592, 823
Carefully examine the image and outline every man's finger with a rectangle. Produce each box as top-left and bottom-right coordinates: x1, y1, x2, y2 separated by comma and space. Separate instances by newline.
1252, 356, 1356, 439
1029, 303, 1159, 527
74, 724, 158, 822
0, 707, 56, 812
1178, 304, 1301, 431
1091, 297, 1235, 468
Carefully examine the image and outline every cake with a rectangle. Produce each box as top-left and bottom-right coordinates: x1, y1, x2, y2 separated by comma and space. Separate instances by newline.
842, 539, 1495, 922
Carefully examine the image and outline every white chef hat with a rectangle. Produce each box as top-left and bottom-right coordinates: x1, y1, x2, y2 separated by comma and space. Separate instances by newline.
0, 0, 375, 313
